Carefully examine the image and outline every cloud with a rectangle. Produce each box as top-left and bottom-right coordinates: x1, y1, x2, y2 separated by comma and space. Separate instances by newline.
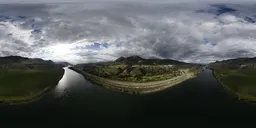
0, 3, 256, 64
0, 0, 256, 4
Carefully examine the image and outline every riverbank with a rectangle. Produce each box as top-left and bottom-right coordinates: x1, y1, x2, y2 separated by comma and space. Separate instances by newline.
212, 69, 256, 102
69, 67, 200, 94
0, 69, 65, 104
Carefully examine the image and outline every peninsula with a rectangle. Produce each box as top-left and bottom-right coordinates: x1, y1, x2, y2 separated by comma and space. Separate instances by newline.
72, 56, 203, 94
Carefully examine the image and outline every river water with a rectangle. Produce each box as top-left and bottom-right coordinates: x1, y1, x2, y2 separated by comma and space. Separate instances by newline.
0, 67, 255, 125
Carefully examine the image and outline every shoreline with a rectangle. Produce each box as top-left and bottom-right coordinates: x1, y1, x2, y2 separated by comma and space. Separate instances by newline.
0, 69, 65, 105
69, 67, 200, 94
211, 69, 256, 102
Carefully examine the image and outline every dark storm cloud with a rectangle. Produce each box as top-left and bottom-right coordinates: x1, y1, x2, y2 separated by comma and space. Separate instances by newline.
0, 0, 256, 4
0, 4, 51, 16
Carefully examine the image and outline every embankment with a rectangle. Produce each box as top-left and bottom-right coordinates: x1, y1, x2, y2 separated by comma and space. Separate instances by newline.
0, 69, 65, 104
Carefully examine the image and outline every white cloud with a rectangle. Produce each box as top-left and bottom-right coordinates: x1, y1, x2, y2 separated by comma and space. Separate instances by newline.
218, 14, 240, 24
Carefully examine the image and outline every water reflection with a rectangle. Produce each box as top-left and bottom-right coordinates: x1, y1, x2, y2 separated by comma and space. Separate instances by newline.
54, 67, 92, 97
55, 68, 69, 92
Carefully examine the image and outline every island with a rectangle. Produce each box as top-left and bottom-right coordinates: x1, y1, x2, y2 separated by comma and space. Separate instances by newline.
0, 56, 64, 104
71, 56, 203, 94
209, 57, 256, 101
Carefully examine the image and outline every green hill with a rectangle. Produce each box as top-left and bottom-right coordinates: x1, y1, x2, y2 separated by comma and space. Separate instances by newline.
76, 56, 202, 82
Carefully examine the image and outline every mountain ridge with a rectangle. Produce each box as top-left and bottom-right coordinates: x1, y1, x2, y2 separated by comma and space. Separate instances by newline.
0, 55, 64, 69
78, 55, 190, 66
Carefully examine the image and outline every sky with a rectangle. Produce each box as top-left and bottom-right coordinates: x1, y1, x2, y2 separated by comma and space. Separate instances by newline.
0, 0, 256, 3
0, 1, 256, 64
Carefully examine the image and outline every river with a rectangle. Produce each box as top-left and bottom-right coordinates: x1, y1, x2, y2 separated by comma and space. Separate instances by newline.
0, 67, 255, 125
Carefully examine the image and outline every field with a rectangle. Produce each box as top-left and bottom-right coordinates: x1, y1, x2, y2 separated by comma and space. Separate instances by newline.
0, 68, 64, 103
213, 68, 256, 101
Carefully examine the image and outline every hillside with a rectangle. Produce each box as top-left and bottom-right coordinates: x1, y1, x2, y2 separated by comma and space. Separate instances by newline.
209, 57, 256, 101
56, 61, 72, 67
76, 56, 202, 83
208, 57, 256, 69
0, 56, 64, 70
0, 56, 64, 103
114, 56, 187, 65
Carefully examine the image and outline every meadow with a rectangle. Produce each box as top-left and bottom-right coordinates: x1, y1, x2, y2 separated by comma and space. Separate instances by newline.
0, 68, 64, 103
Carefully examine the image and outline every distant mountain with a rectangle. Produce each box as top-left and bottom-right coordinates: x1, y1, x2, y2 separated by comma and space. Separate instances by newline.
114, 56, 186, 65
209, 57, 256, 69
77, 56, 195, 68
115, 56, 144, 64
214, 57, 256, 64
0, 56, 62, 69
0, 56, 28, 62
56, 61, 72, 67
0, 56, 53, 63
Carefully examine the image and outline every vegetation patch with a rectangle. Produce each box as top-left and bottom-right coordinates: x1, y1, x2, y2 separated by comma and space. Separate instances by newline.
0, 56, 65, 103
213, 68, 256, 101
77, 61, 202, 83
0, 69, 64, 103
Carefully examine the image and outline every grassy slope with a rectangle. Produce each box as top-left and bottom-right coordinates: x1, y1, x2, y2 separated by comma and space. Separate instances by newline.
82, 64, 201, 83
0, 69, 64, 103
213, 68, 256, 101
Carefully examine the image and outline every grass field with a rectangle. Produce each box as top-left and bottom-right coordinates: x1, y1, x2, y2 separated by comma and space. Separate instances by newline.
213, 68, 256, 101
0, 69, 64, 103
